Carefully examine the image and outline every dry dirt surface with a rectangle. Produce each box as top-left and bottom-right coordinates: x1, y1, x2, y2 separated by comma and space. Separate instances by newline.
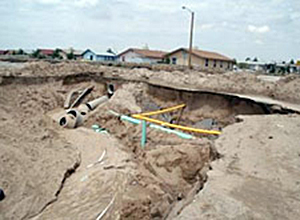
174, 114, 300, 220
0, 77, 217, 219
1, 61, 300, 220
0, 82, 80, 220
1, 61, 300, 104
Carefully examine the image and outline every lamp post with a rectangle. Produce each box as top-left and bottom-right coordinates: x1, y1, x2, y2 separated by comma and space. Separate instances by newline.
182, 6, 195, 69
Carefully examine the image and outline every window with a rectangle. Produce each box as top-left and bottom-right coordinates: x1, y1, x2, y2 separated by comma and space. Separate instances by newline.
213, 60, 217, 68
220, 61, 223, 68
90, 55, 93, 60
228, 63, 230, 69
172, 57, 177, 65
205, 59, 209, 67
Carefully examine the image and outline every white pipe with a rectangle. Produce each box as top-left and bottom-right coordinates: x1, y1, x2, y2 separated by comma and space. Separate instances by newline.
86, 95, 109, 110
59, 114, 77, 129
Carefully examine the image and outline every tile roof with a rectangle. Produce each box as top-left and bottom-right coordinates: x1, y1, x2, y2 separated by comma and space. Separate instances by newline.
38, 49, 55, 55
167, 48, 234, 62
118, 48, 166, 59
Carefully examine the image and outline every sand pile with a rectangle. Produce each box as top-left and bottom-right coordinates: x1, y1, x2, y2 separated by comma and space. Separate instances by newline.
0, 82, 80, 220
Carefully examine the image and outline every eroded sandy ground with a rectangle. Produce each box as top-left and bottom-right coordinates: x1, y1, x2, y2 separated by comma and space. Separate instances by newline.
1, 61, 300, 220
174, 115, 300, 220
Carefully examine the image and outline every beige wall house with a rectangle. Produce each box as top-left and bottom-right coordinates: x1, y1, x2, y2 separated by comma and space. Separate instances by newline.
118, 48, 166, 64
165, 48, 234, 70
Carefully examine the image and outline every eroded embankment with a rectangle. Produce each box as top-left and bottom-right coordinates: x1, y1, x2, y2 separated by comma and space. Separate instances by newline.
0, 74, 298, 220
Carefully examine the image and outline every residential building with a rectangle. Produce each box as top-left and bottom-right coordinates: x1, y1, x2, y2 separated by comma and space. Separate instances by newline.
63, 49, 83, 60
82, 49, 116, 62
165, 48, 234, 70
38, 49, 55, 57
0, 50, 6, 55
117, 48, 166, 64
238, 61, 267, 72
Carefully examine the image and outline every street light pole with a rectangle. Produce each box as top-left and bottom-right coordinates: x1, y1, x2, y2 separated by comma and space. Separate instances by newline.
182, 6, 195, 69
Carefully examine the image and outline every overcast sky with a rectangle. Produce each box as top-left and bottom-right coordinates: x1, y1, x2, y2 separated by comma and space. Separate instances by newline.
0, 0, 299, 61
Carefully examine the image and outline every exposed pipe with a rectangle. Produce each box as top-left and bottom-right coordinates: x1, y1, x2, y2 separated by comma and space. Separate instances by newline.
70, 86, 94, 108
86, 95, 109, 111
119, 115, 194, 139
59, 114, 77, 129
133, 114, 221, 135
59, 85, 115, 129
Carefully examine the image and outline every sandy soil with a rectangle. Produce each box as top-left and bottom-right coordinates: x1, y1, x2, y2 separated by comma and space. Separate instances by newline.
1, 61, 300, 220
174, 114, 300, 220
1, 61, 300, 104
0, 78, 216, 220
0, 82, 80, 220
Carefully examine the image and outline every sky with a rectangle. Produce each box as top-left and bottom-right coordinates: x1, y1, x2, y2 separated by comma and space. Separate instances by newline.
0, 0, 299, 61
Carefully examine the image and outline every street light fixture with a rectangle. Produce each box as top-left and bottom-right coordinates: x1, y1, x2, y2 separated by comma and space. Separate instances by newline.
182, 6, 195, 69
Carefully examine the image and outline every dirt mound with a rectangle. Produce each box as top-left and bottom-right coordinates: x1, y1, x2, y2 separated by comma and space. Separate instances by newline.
0, 83, 80, 220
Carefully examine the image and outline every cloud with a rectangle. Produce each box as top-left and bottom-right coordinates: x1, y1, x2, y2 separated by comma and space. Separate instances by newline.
248, 25, 270, 33
199, 23, 215, 30
74, 0, 99, 8
255, 39, 264, 45
23, 0, 99, 8
26, 0, 62, 4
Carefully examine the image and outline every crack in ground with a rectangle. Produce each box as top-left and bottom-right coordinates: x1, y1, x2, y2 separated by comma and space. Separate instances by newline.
26, 152, 82, 220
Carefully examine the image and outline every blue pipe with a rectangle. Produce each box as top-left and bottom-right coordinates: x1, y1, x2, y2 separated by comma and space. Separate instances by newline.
120, 115, 194, 140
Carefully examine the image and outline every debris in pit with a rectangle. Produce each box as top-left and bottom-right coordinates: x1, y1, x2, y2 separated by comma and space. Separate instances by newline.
132, 104, 221, 147
92, 124, 108, 134
87, 149, 107, 169
58, 84, 115, 129
95, 194, 116, 220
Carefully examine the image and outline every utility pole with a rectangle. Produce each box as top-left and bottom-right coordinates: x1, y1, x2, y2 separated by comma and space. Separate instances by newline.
182, 6, 195, 69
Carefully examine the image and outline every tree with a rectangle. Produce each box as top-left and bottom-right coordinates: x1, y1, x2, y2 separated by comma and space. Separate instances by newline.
52, 49, 62, 59
67, 52, 74, 60
17, 49, 24, 55
32, 50, 40, 58
245, 57, 251, 61
290, 59, 295, 65
253, 57, 258, 62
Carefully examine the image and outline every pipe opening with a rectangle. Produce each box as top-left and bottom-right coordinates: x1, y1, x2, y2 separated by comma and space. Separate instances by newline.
59, 117, 67, 126
67, 110, 77, 118
107, 84, 115, 98
86, 103, 93, 111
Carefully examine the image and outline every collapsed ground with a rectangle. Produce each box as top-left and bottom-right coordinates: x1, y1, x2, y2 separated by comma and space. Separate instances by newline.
0, 61, 300, 220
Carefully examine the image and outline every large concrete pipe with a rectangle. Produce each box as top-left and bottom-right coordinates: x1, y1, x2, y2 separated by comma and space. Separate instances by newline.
107, 84, 115, 98
59, 85, 115, 129
59, 113, 77, 129
86, 95, 109, 111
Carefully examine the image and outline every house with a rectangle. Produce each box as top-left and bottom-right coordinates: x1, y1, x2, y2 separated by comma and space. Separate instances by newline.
117, 48, 166, 64
0, 50, 6, 55
238, 61, 267, 72
38, 49, 55, 57
63, 49, 83, 60
4, 50, 17, 55
165, 48, 234, 70
82, 49, 116, 62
